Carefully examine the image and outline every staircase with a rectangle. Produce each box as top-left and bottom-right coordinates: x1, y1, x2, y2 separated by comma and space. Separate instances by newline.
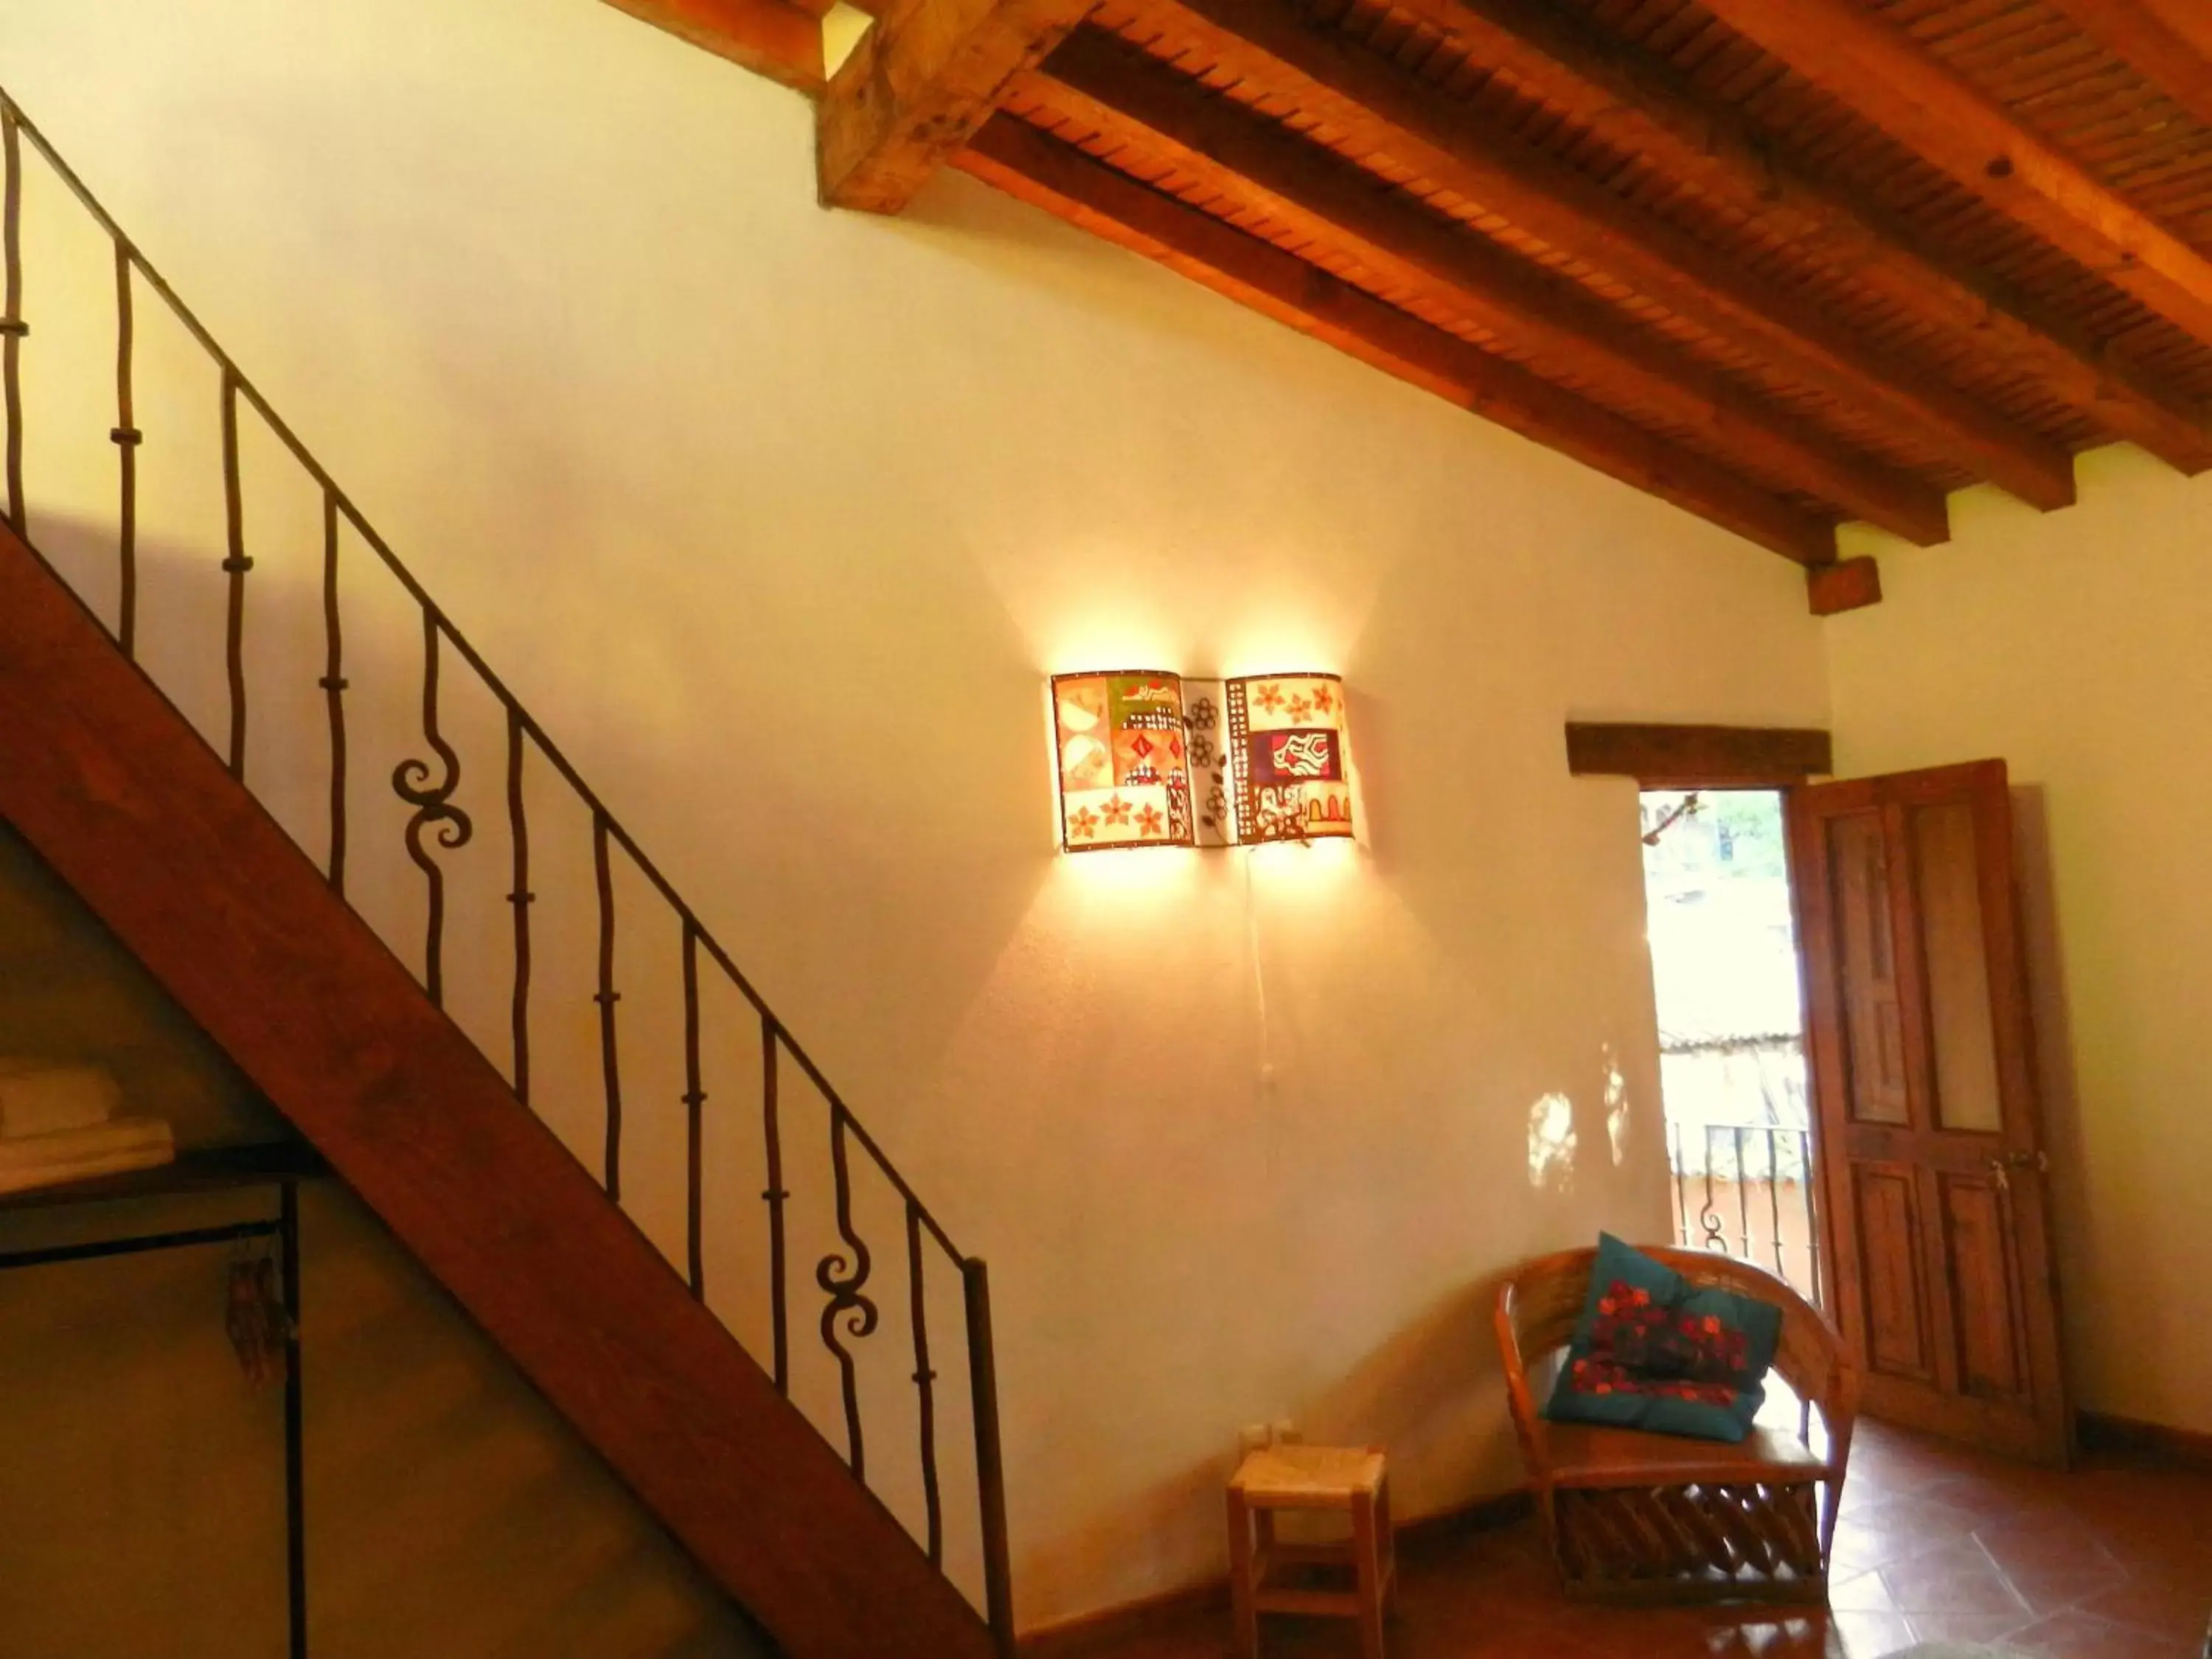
0, 93, 1010, 1659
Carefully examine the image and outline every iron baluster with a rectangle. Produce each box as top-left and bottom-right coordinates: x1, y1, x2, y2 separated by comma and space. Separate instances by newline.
112, 237, 141, 656
391, 610, 472, 1005
683, 919, 705, 1299
1668, 1121, 1689, 1249
1, 105, 22, 537
1734, 1126, 1754, 1262
593, 811, 623, 1202
762, 1016, 790, 1395
1766, 1128, 1790, 1284
818, 1103, 879, 1477
505, 706, 532, 1106
319, 491, 347, 894
906, 1199, 943, 1568
963, 1258, 1016, 1658
1699, 1125, 1725, 1251
220, 368, 251, 779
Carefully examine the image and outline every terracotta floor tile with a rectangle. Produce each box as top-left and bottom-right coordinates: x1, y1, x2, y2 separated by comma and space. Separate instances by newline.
1875, 1542, 2031, 1615
2076, 1570, 2212, 1645
2008, 1607, 2199, 1657
1065, 1422, 2212, 1659
1901, 1609, 2037, 1646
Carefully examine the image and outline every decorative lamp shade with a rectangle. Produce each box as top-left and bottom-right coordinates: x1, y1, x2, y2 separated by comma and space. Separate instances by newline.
1222, 672, 1354, 844
1051, 671, 1195, 850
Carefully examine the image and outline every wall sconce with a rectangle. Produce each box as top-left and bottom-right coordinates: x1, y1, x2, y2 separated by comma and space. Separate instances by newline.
1051, 671, 1195, 851
1053, 669, 1355, 850
1190, 674, 1355, 846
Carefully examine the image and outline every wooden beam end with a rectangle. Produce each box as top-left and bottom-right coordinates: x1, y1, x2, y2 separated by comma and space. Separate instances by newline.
1807, 555, 1882, 616
1564, 722, 1834, 787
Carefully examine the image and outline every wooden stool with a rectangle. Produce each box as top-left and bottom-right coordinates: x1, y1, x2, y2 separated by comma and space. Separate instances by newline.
1225, 1444, 1397, 1658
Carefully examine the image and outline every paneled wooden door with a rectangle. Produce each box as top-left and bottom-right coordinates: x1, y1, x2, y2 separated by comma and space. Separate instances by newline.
1787, 760, 2070, 1464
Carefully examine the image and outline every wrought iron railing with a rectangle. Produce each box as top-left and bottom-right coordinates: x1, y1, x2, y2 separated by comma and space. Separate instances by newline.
1663, 1124, 1823, 1310
1667, 1120, 1821, 1307
0, 89, 1012, 1649
1660, 1034, 1823, 1307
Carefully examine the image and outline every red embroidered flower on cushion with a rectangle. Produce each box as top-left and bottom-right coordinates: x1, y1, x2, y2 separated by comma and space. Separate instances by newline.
1575, 1278, 1752, 1399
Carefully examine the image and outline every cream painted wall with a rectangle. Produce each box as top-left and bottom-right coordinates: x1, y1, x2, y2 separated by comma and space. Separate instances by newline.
6, 0, 1829, 1630
0, 824, 765, 1656
1830, 453, 2212, 1439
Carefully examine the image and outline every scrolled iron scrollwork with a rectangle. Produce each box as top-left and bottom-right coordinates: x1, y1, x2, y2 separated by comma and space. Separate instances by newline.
818, 1107, 880, 1478
392, 611, 473, 1006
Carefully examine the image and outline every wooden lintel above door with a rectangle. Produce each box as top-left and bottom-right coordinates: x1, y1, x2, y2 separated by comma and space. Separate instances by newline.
1565, 722, 1834, 788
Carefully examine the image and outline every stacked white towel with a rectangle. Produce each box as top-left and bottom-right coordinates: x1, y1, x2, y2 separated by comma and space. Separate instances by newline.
0, 1060, 174, 1195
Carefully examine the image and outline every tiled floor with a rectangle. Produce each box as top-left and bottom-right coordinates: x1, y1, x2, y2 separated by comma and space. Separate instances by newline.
1077, 1422, 2212, 1658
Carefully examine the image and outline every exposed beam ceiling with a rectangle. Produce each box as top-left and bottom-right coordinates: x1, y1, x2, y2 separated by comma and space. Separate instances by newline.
1368, 0, 2212, 476
621, 0, 2212, 608
818, 0, 1094, 209
957, 116, 1839, 563
1695, 0, 2212, 351
1025, 34, 1949, 543
1133, 0, 2067, 514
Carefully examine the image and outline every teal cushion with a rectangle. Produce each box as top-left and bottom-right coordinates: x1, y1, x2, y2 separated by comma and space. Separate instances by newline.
1542, 1234, 1782, 1444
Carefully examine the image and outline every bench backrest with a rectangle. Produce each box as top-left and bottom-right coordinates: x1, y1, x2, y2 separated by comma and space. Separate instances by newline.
1497, 1244, 1854, 1433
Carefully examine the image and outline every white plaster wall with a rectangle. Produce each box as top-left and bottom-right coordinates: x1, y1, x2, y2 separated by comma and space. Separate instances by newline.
1829, 456, 2212, 1441
5, 0, 1829, 1628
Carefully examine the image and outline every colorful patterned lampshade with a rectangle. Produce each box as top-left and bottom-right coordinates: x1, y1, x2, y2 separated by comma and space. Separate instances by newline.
1051, 671, 1195, 851
1221, 672, 1355, 844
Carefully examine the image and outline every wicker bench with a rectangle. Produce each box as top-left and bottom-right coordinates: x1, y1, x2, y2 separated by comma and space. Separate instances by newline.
1496, 1245, 1859, 1605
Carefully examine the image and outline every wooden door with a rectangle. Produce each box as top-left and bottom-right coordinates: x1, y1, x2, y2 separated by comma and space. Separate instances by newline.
1788, 760, 2070, 1464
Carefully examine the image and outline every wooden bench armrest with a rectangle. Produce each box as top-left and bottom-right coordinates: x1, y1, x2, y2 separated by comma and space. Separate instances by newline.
1495, 1282, 1554, 1481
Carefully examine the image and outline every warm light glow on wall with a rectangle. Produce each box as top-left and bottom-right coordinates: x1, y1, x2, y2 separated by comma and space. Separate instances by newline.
1051, 671, 1195, 851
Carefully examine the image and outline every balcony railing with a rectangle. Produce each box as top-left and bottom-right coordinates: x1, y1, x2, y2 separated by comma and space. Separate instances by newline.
1661, 1032, 1822, 1307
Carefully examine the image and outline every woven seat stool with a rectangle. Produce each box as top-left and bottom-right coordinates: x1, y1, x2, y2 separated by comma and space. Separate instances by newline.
1225, 1444, 1396, 1658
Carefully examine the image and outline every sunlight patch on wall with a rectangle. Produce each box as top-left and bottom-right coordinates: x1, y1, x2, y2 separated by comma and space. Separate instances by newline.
1527, 1091, 1577, 1192
1603, 1046, 1630, 1169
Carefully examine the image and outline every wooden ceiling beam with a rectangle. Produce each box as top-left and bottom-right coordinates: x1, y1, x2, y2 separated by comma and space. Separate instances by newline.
956, 116, 1839, 565
818, 0, 1095, 210
1026, 34, 1950, 543
2043, 1, 2212, 141
1368, 0, 2212, 476
1563, 723, 1834, 786
1695, 0, 2212, 354
1141, 0, 2073, 513
597, 0, 826, 94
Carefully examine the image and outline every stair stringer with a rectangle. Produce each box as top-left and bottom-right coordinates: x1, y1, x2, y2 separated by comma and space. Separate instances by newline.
0, 519, 998, 1659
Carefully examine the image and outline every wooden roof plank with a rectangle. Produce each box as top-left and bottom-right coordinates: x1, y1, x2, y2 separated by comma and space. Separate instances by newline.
818, 0, 1097, 210
956, 114, 1839, 563
1141, 0, 2074, 509
1360, 0, 2212, 475
1694, 0, 2212, 354
599, 0, 827, 93
1031, 32, 1952, 541
2041, 0, 2212, 141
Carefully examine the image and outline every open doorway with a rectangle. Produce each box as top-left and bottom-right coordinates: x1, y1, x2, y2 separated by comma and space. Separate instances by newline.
1638, 790, 1823, 1307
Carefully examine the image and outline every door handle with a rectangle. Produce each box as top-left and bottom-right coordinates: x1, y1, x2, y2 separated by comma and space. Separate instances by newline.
1986, 1148, 2048, 1192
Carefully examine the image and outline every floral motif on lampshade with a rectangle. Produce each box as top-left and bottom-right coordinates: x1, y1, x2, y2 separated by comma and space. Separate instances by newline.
1051, 671, 1194, 850
1224, 673, 1354, 844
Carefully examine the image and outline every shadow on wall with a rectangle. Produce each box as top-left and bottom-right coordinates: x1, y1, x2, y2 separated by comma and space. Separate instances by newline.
1015, 1271, 1527, 1627
2011, 785, 2091, 1384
